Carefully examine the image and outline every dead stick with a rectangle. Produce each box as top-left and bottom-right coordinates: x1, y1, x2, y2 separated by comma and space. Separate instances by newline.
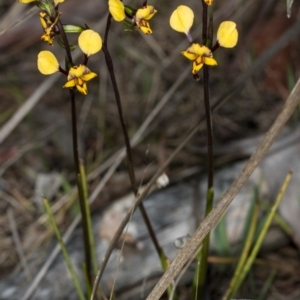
146, 78, 300, 300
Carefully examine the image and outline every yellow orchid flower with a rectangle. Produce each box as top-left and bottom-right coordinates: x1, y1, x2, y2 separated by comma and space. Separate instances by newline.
54, 0, 64, 4
108, 0, 125, 22
39, 11, 59, 46
134, 5, 157, 34
37, 51, 59, 75
170, 5, 194, 35
217, 21, 238, 48
204, 0, 213, 5
63, 65, 97, 95
78, 29, 102, 57
181, 43, 217, 74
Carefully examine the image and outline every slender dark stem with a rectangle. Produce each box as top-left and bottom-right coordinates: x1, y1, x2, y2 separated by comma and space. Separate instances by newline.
202, 0, 208, 42
193, 2, 214, 299
56, 16, 92, 286
102, 15, 162, 257
70, 90, 92, 286
203, 66, 214, 189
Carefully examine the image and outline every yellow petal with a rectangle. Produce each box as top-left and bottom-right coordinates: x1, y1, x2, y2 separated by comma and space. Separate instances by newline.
136, 5, 157, 21
192, 60, 203, 74
189, 43, 211, 56
108, 0, 125, 22
78, 29, 102, 56
63, 79, 76, 88
82, 72, 97, 82
137, 20, 152, 35
67, 65, 85, 80
18, 0, 36, 3
76, 82, 88, 95
204, 0, 213, 5
181, 51, 197, 61
204, 57, 217, 66
170, 5, 194, 34
54, 0, 64, 4
37, 51, 59, 75
217, 21, 238, 48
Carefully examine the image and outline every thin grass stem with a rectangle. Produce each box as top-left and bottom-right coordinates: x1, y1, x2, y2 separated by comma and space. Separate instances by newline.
43, 198, 86, 300
223, 200, 259, 299
230, 170, 292, 299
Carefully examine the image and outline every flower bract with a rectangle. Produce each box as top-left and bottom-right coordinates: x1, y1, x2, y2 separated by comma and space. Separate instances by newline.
109, 0, 125, 21
63, 65, 97, 95
170, 5, 194, 35
37, 51, 59, 75
181, 43, 217, 74
134, 5, 157, 34
78, 29, 102, 57
217, 21, 238, 48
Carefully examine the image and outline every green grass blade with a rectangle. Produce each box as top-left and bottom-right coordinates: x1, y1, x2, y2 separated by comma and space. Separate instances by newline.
214, 216, 231, 257
223, 197, 259, 299
193, 187, 214, 299
258, 269, 277, 300
79, 161, 98, 276
43, 198, 86, 300
231, 170, 292, 299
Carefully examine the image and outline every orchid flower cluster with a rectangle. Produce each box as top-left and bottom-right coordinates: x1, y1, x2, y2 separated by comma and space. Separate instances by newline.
170, 4, 238, 78
108, 0, 157, 34
18, 0, 102, 95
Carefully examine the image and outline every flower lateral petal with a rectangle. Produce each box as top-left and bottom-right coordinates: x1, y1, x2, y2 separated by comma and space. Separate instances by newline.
170, 5, 194, 34
37, 51, 59, 75
109, 0, 125, 22
217, 21, 238, 48
78, 29, 102, 57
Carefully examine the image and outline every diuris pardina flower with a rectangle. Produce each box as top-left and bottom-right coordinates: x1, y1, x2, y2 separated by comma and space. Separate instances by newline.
170, 5, 238, 75
108, 0, 157, 35
134, 5, 157, 34
37, 30, 102, 95
39, 11, 60, 45
182, 43, 217, 74
63, 65, 97, 95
